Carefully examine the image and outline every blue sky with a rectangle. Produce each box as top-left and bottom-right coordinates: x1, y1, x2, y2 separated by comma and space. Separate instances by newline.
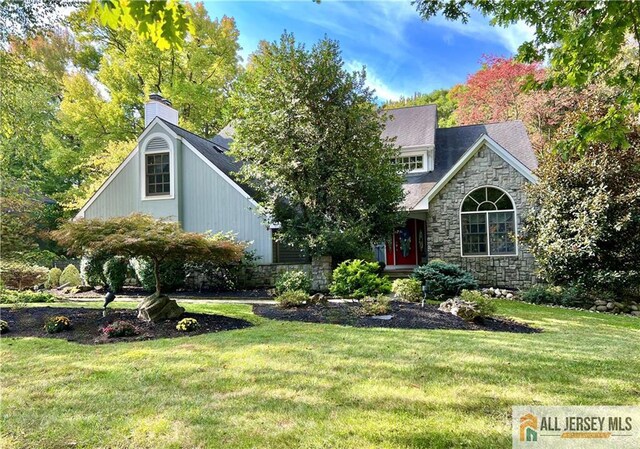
203, 1, 534, 102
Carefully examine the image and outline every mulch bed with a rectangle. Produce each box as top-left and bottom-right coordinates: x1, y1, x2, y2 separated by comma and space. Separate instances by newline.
253, 301, 541, 333
0, 306, 252, 345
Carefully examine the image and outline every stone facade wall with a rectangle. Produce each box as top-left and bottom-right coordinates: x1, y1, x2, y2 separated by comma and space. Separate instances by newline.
427, 144, 538, 289
242, 256, 333, 292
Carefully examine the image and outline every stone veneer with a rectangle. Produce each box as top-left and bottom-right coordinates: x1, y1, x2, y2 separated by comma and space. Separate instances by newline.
427, 144, 537, 289
242, 256, 333, 292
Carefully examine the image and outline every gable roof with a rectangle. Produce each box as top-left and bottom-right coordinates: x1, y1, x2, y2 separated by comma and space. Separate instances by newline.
402, 120, 537, 210
382, 105, 437, 147
159, 119, 258, 198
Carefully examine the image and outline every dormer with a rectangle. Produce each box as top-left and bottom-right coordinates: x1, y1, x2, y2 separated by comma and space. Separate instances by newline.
383, 104, 437, 173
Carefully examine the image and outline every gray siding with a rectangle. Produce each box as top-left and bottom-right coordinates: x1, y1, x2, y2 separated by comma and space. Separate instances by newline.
181, 147, 273, 264
82, 121, 273, 263
427, 144, 537, 289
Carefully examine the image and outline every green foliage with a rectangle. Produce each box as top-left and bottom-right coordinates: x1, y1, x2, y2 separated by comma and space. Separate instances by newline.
383, 88, 457, 127
43, 315, 71, 333
0, 260, 48, 290
414, 0, 640, 150
132, 258, 185, 293
412, 260, 478, 299
275, 270, 312, 295
360, 296, 391, 316
59, 264, 81, 287
45, 267, 62, 289
0, 290, 56, 304
176, 318, 200, 332
103, 257, 128, 293
88, 0, 195, 50
52, 214, 246, 294
0, 320, 8, 334
275, 290, 309, 308
102, 320, 138, 338
391, 278, 422, 303
229, 32, 404, 257
520, 285, 597, 309
523, 132, 640, 292
81, 253, 109, 288
459, 290, 496, 318
330, 259, 392, 299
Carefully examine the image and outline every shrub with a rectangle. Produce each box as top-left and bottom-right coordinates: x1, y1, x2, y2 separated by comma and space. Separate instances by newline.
0, 290, 56, 304
521, 284, 596, 308
360, 296, 391, 316
132, 258, 185, 293
59, 264, 81, 287
45, 267, 62, 289
276, 290, 309, 308
460, 289, 497, 318
0, 260, 48, 290
103, 257, 128, 293
81, 253, 110, 288
176, 317, 200, 332
412, 260, 478, 299
391, 278, 422, 302
275, 270, 312, 294
185, 245, 260, 292
44, 316, 71, 333
0, 320, 9, 334
102, 320, 138, 338
329, 259, 392, 299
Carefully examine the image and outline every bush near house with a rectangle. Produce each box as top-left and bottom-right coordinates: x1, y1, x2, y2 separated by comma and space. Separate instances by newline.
0, 290, 56, 304
59, 264, 81, 287
81, 252, 110, 288
520, 284, 611, 309
103, 257, 128, 293
132, 258, 185, 293
391, 278, 422, 302
275, 290, 309, 308
412, 259, 478, 299
330, 259, 392, 299
0, 261, 48, 290
45, 267, 62, 289
360, 296, 391, 316
275, 270, 312, 294
460, 289, 497, 318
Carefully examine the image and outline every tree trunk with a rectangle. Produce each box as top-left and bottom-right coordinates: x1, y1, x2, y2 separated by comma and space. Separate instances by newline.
153, 258, 161, 296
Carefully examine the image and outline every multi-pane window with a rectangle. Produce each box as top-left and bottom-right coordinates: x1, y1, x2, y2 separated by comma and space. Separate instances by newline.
461, 187, 516, 256
392, 155, 424, 172
145, 153, 170, 196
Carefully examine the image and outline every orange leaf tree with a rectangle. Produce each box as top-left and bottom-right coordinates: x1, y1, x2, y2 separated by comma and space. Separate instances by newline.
52, 213, 246, 295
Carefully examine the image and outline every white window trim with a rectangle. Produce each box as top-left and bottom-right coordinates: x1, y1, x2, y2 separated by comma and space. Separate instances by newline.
140, 132, 175, 201
458, 185, 519, 257
396, 144, 434, 173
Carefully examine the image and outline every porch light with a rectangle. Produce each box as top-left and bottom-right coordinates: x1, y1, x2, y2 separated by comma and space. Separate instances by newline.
421, 283, 429, 308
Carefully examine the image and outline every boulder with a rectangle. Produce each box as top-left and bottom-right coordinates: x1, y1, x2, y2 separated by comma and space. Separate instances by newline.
631, 305, 639, 311
506, 293, 514, 300
137, 293, 185, 322
606, 302, 615, 310
594, 300, 607, 306
630, 311, 640, 317
439, 298, 478, 321
596, 305, 608, 312
308, 293, 328, 305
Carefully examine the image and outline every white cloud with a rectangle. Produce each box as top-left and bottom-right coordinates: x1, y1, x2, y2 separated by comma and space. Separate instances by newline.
345, 60, 408, 102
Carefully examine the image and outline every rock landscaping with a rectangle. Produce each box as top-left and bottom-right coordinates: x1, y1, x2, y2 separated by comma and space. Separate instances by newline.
0, 306, 252, 344
590, 299, 640, 316
253, 301, 540, 333
482, 287, 516, 299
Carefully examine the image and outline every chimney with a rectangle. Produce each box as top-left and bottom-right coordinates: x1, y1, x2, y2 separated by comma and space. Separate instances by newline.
145, 93, 178, 127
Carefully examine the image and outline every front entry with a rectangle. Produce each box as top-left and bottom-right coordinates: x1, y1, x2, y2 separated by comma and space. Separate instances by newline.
385, 218, 427, 267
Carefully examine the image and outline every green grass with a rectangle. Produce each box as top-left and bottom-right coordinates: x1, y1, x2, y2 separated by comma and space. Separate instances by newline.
1, 300, 639, 449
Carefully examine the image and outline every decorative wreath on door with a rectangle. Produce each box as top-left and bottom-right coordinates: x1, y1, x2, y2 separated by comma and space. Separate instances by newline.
398, 228, 412, 257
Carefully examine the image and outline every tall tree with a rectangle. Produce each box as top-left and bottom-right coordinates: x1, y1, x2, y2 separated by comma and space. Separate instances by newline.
452, 55, 543, 125
229, 33, 405, 258
414, 0, 640, 150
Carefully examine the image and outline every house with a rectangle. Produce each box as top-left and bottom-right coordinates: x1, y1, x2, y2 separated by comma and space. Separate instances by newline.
77, 95, 538, 289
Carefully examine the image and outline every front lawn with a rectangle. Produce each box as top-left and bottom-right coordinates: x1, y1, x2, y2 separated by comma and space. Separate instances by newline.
1, 300, 638, 449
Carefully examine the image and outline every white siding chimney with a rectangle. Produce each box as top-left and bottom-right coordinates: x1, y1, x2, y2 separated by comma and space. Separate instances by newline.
144, 94, 178, 127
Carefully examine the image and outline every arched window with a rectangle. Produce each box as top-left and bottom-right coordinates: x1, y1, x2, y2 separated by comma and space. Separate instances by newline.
460, 186, 517, 256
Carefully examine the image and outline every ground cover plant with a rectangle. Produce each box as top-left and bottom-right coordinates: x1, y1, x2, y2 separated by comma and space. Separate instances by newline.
1, 300, 637, 449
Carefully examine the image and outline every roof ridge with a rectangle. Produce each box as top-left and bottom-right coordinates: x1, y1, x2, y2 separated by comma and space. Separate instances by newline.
383, 104, 437, 111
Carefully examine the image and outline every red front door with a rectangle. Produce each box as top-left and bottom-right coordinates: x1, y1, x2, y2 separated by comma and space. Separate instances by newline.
386, 219, 419, 266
